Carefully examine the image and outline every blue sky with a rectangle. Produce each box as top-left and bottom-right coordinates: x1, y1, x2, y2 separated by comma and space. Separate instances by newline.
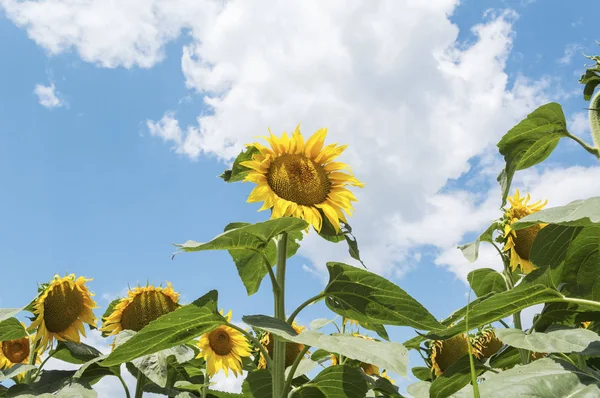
1, 0, 598, 394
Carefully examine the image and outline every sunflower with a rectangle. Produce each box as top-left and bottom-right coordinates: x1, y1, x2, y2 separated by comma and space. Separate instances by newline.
240, 126, 364, 232
197, 310, 251, 377
502, 190, 547, 274
101, 283, 180, 336
342, 317, 360, 328
430, 334, 470, 377
29, 274, 97, 350
258, 322, 306, 369
0, 334, 42, 380
473, 329, 503, 360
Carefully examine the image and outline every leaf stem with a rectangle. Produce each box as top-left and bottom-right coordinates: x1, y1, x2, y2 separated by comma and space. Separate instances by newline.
498, 319, 511, 329
25, 339, 41, 384
272, 232, 288, 398
282, 345, 311, 397
566, 132, 600, 158
117, 373, 132, 398
258, 249, 280, 294
287, 293, 327, 326
201, 371, 209, 398
465, 288, 481, 398
31, 350, 56, 382
134, 373, 145, 398
227, 322, 273, 369
561, 297, 600, 311
501, 258, 530, 365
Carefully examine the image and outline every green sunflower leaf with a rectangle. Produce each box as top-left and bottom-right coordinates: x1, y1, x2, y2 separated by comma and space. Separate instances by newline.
467, 268, 507, 298
0, 364, 37, 383
411, 367, 432, 382
0, 308, 23, 323
406, 381, 431, 398
559, 225, 600, 300
458, 222, 498, 263
513, 197, 600, 229
290, 365, 369, 398
101, 290, 223, 367
242, 369, 272, 398
453, 358, 600, 398
529, 225, 583, 269
50, 341, 104, 365
429, 355, 486, 398
131, 345, 195, 388
495, 326, 600, 355
489, 346, 521, 370
496, 102, 568, 206
0, 317, 27, 341
242, 315, 408, 376
323, 262, 444, 331
175, 218, 308, 296
220, 146, 260, 183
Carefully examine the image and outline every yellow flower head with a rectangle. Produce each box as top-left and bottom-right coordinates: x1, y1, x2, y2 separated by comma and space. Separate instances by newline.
29, 274, 97, 350
197, 310, 251, 377
473, 329, 503, 360
258, 322, 306, 369
240, 126, 364, 233
0, 333, 42, 380
430, 334, 469, 377
502, 189, 547, 274
101, 283, 180, 336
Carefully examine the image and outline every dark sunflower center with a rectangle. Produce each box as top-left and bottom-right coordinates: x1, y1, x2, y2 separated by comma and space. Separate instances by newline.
43, 281, 84, 333
513, 224, 541, 261
208, 329, 233, 356
266, 154, 331, 206
265, 333, 304, 367
2, 338, 30, 364
120, 290, 178, 332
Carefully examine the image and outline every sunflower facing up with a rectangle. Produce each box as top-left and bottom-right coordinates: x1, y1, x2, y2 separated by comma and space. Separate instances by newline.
502, 190, 547, 274
101, 283, 180, 336
258, 322, 306, 369
29, 274, 97, 350
240, 126, 364, 233
197, 310, 251, 377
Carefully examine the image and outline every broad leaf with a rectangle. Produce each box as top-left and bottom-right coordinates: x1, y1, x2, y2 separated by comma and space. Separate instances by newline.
467, 268, 506, 297
242, 369, 272, 398
0, 364, 36, 382
429, 356, 486, 398
291, 365, 368, 398
514, 197, 600, 229
50, 341, 103, 365
489, 346, 520, 370
560, 226, 600, 300
6, 382, 98, 398
0, 317, 27, 341
131, 345, 195, 387
454, 358, 600, 398
529, 225, 582, 269
285, 357, 319, 380
324, 262, 444, 331
309, 318, 336, 330
406, 381, 430, 398
0, 308, 23, 322
411, 367, 431, 382
102, 291, 223, 367
243, 315, 408, 376
176, 218, 307, 295
459, 222, 498, 262
496, 103, 568, 206
220, 146, 260, 183
495, 327, 600, 355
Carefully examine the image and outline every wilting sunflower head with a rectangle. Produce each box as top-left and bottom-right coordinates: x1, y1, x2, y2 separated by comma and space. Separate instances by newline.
473, 329, 503, 360
197, 310, 251, 377
101, 283, 179, 336
258, 322, 306, 369
29, 274, 97, 350
240, 126, 364, 233
430, 334, 469, 377
0, 333, 42, 380
502, 189, 547, 274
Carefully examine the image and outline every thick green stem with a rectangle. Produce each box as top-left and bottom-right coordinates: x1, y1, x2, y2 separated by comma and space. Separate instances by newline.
589, 90, 600, 153
282, 345, 310, 396
287, 293, 327, 326
134, 373, 146, 398
272, 232, 288, 398
502, 262, 530, 365
117, 373, 132, 398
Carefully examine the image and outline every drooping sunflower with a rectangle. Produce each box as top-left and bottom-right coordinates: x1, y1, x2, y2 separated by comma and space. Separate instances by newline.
197, 310, 251, 377
29, 274, 97, 350
473, 329, 503, 360
101, 283, 180, 336
240, 126, 364, 232
430, 334, 470, 377
0, 334, 42, 380
502, 189, 547, 274
258, 322, 306, 369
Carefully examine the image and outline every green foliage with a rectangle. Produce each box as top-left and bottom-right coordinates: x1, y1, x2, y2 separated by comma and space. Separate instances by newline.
289, 365, 368, 398
429, 356, 485, 398
0, 318, 27, 341
50, 341, 104, 365
496, 326, 600, 355
242, 369, 272, 398
514, 197, 600, 229
467, 268, 507, 297
459, 222, 498, 263
220, 146, 260, 183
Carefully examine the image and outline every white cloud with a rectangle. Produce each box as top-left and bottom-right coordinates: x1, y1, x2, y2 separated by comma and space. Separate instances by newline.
33, 82, 64, 108
558, 43, 583, 65
569, 111, 590, 137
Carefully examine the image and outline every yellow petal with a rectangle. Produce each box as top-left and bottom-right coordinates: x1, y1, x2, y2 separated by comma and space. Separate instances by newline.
248, 184, 271, 203
305, 128, 328, 159
315, 144, 347, 164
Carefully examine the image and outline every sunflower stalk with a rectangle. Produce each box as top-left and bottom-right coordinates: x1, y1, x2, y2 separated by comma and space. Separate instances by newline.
282, 345, 311, 396
24, 339, 41, 384
502, 262, 531, 365
273, 232, 288, 398
134, 373, 146, 398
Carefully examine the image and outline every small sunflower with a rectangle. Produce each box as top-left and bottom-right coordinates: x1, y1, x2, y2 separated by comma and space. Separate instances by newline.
473, 329, 503, 360
197, 310, 251, 377
29, 274, 97, 350
241, 126, 364, 232
258, 322, 306, 369
101, 283, 180, 336
430, 334, 470, 377
502, 189, 547, 274
0, 334, 42, 380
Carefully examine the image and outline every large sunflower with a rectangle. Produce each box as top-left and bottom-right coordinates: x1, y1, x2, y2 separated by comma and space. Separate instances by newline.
240, 126, 364, 232
101, 283, 180, 336
197, 310, 251, 377
29, 274, 97, 350
430, 334, 470, 377
502, 190, 547, 274
258, 322, 306, 369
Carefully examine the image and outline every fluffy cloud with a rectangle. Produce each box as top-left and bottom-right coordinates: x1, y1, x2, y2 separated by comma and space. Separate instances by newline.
33, 82, 64, 108
558, 43, 583, 65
